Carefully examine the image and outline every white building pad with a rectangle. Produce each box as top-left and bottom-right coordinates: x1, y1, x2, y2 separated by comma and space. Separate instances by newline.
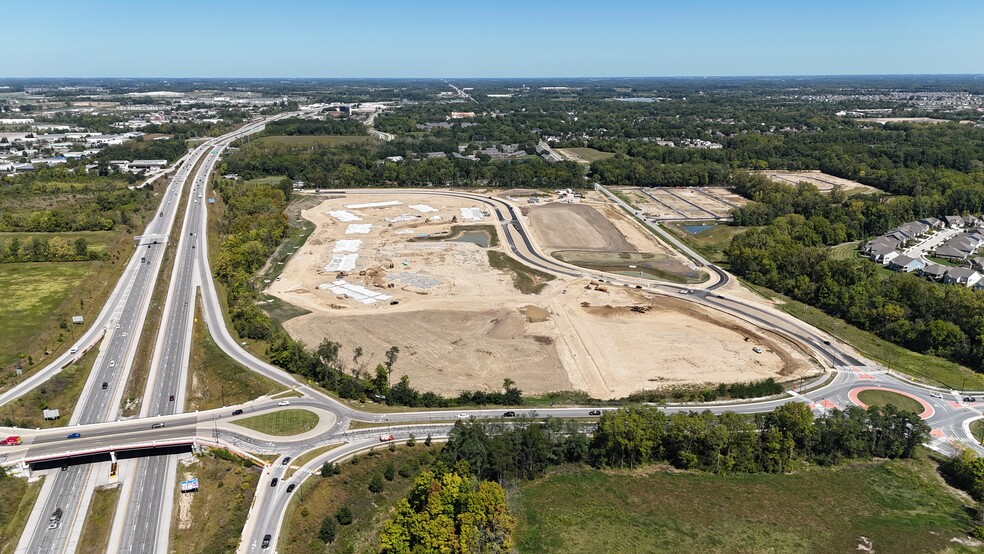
318, 280, 392, 304
410, 204, 438, 213
327, 210, 362, 222
460, 207, 483, 221
346, 200, 402, 209
325, 254, 358, 272
345, 223, 373, 234
333, 239, 362, 253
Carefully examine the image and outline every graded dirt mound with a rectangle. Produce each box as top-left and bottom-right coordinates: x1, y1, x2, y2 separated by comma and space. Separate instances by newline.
285, 308, 570, 395
527, 203, 636, 252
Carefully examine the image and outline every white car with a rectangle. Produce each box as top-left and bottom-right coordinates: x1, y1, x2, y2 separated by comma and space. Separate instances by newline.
930, 393, 944, 399
457, 413, 469, 419
278, 400, 290, 407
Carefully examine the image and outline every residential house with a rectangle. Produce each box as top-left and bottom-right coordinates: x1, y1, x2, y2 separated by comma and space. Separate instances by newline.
921, 263, 948, 280
945, 215, 965, 228
969, 257, 984, 271
964, 215, 983, 227
934, 245, 972, 261
888, 255, 925, 273
863, 236, 900, 255
869, 246, 900, 264
943, 267, 983, 288
920, 217, 945, 230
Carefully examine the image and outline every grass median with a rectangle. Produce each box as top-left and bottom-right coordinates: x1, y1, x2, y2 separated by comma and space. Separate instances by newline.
77, 484, 120, 554
232, 409, 319, 436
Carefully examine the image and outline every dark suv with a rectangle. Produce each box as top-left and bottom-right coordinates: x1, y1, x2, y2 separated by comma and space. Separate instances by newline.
261, 534, 272, 548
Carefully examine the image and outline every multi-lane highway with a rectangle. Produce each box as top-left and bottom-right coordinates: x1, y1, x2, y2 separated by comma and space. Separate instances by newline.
112, 117, 291, 553
4, 151, 984, 552
13, 141, 219, 554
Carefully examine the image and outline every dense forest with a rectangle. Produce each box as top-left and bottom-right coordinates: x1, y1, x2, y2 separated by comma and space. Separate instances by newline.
441, 402, 927, 483
725, 174, 984, 370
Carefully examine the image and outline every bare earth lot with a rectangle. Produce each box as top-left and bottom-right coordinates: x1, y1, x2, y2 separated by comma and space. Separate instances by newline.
269, 192, 814, 399
757, 170, 881, 194
613, 186, 745, 220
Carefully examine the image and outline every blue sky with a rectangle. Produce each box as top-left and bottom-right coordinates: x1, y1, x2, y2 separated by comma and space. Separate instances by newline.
5, 0, 983, 77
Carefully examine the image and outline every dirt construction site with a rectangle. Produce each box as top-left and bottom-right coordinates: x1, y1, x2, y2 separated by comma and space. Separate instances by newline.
612, 186, 747, 220
756, 170, 881, 194
266, 191, 816, 400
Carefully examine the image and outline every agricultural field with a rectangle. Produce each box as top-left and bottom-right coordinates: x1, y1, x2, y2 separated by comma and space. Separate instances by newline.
515, 454, 978, 554
267, 191, 813, 400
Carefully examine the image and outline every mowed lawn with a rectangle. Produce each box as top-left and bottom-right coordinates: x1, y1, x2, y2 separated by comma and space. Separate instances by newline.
255, 135, 373, 147
0, 262, 93, 369
515, 456, 977, 554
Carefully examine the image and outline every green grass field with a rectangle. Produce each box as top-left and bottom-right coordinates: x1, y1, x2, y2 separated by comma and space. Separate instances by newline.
556, 147, 615, 164
856, 389, 924, 414
745, 282, 984, 390
0, 262, 93, 372
829, 241, 861, 260
664, 222, 752, 264
487, 250, 555, 294
233, 409, 320, 436
255, 135, 373, 147
515, 454, 976, 554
